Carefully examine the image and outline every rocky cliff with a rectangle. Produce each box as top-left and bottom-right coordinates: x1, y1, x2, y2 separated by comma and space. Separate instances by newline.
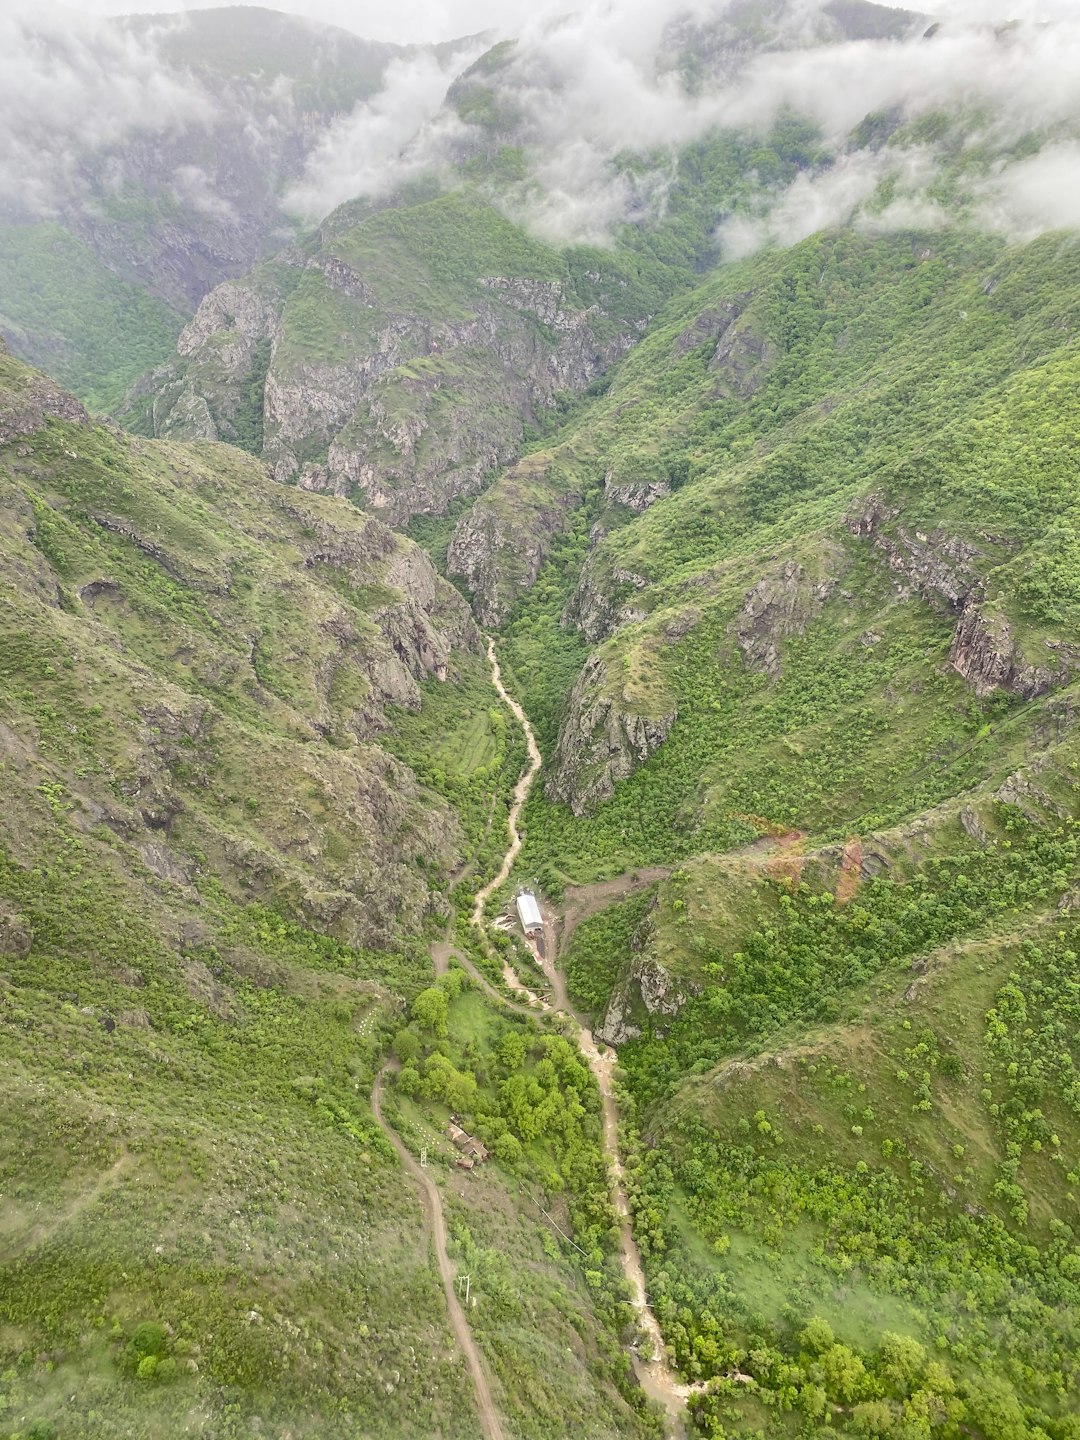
849, 494, 1078, 698
1, 346, 485, 950
735, 552, 844, 677
446, 452, 586, 628
597, 949, 691, 1046
545, 652, 677, 815
133, 192, 652, 527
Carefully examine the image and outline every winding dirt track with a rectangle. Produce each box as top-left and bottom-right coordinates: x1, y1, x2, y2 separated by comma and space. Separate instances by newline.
372, 636, 692, 1439
371, 1063, 506, 1440
475, 640, 696, 1437
471, 639, 543, 932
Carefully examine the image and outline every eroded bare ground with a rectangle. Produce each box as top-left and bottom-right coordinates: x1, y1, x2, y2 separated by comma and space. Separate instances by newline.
556, 867, 674, 959
474, 642, 697, 1437
410, 639, 698, 1437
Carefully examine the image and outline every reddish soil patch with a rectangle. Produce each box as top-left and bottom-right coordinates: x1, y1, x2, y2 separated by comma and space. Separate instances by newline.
765, 831, 807, 890
835, 836, 864, 905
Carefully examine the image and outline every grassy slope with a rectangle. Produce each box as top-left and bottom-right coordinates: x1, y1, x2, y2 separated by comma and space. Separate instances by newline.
494, 232, 1080, 1436
0, 225, 184, 412
495, 231, 1080, 871
0, 347, 643, 1438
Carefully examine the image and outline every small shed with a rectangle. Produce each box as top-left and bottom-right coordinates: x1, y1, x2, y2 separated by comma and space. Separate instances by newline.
515, 890, 543, 936
448, 1120, 489, 1165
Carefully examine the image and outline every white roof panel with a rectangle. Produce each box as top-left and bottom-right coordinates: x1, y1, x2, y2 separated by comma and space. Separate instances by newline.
516, 892, 543, 930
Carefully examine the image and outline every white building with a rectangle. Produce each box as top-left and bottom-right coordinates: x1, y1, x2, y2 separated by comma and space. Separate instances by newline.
515, 890, 543, 936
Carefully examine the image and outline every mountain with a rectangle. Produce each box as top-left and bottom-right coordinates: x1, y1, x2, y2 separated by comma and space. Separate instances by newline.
122, 108, 837, 524
121, 185, 692, 524
482, 226, 1080, 1433
0, 8, 469, 411
6, 5, 1080, 1439
0, 338, 650, 1439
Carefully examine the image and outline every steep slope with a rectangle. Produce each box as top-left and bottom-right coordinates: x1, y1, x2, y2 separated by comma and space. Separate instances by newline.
0, 338, 488, 946
482, 230, 1080, 1436
128, 187, 677, 523
475, 231, 1080, 834
0, 341, 653, 1439
0, 8, 440, 407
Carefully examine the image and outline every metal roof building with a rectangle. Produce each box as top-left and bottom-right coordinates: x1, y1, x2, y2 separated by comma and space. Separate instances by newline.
515, 890, 543, 935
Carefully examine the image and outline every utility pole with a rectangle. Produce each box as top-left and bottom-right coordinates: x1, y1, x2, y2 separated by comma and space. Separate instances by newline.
457, 1273, 471, 1307
420, 1145, 428, 1168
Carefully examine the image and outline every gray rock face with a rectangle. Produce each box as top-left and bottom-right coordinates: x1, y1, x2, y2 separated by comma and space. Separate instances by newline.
294, 507, 481, 734
597, 950, 691, 1046
850, 494, 1077, 697
447, 460, 583, 628
710, 313, 776, 399
545, 653, 676, 815
143, 258, 642, 527
849, 496, 980, 610
129, 274, 285, 444
176, 283, 282, 367
736, 556, 841, 677
0, 352, 90, 444
564, 555, 651, 643
949, 607, 1067, 700
278, 279, 633, 524
666, 292, 775, 398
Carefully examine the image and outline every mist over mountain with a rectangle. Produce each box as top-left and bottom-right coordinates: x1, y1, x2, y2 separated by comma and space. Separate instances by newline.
4, 5, 1080, 1440
0, 5, 475, 405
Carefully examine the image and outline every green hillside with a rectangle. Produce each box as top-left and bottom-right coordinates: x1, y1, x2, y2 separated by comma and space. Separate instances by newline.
0, 225, 185, 412
448, 228, 1080, 1437
6, 9, 1080, 1433
0, 342, 647, 1439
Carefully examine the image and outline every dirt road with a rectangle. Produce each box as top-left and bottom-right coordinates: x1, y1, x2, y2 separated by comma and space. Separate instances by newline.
371, 1063, 506, 1440
470, 639, 543, 936
473, 640, 695, 1438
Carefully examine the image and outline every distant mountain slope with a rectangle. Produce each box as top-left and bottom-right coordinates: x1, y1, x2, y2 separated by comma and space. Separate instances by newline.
124, 185, 693, 523
482, 227, 1080, 1435
0, 8, 469, 408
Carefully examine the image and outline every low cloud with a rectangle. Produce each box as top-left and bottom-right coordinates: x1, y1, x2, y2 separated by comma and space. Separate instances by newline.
973, 144, 1080, 238
9, 0, 1080, 259
284, 46, 485, 218
0, 6, 217, 216
279, 0, 1080, 250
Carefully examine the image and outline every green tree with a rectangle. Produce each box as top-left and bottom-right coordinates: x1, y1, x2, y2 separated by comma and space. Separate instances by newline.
393, 1028, 421, 1064
493, 1131, 523, 1165
412, 986, 449, 1037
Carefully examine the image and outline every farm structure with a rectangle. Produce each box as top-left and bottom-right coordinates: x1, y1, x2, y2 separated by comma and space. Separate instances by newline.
515, 889, 543, 936
448, 1119, 489, 1170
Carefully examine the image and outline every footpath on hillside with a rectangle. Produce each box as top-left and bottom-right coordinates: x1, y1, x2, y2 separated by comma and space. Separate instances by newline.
371, 636, 697, 1440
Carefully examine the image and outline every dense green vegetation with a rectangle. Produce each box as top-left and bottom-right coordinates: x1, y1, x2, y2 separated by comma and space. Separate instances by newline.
481, 230, 1080, 1435
384, 970, 659, 1437
0, 225, 183, 411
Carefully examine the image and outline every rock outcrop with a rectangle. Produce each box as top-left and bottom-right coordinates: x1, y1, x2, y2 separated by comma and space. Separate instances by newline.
849, 494, 1077, 698
0, 906, 32, 959
447, 456, 583, 628
735, 556, 841, 677
601, 462, 671, 515
563, 555, 651, 643
546, 653, 677, 815
0, 341, 90, 443
597, 949, 692, 1045
949, 606, 1064, 700
139, 233, 646, 526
